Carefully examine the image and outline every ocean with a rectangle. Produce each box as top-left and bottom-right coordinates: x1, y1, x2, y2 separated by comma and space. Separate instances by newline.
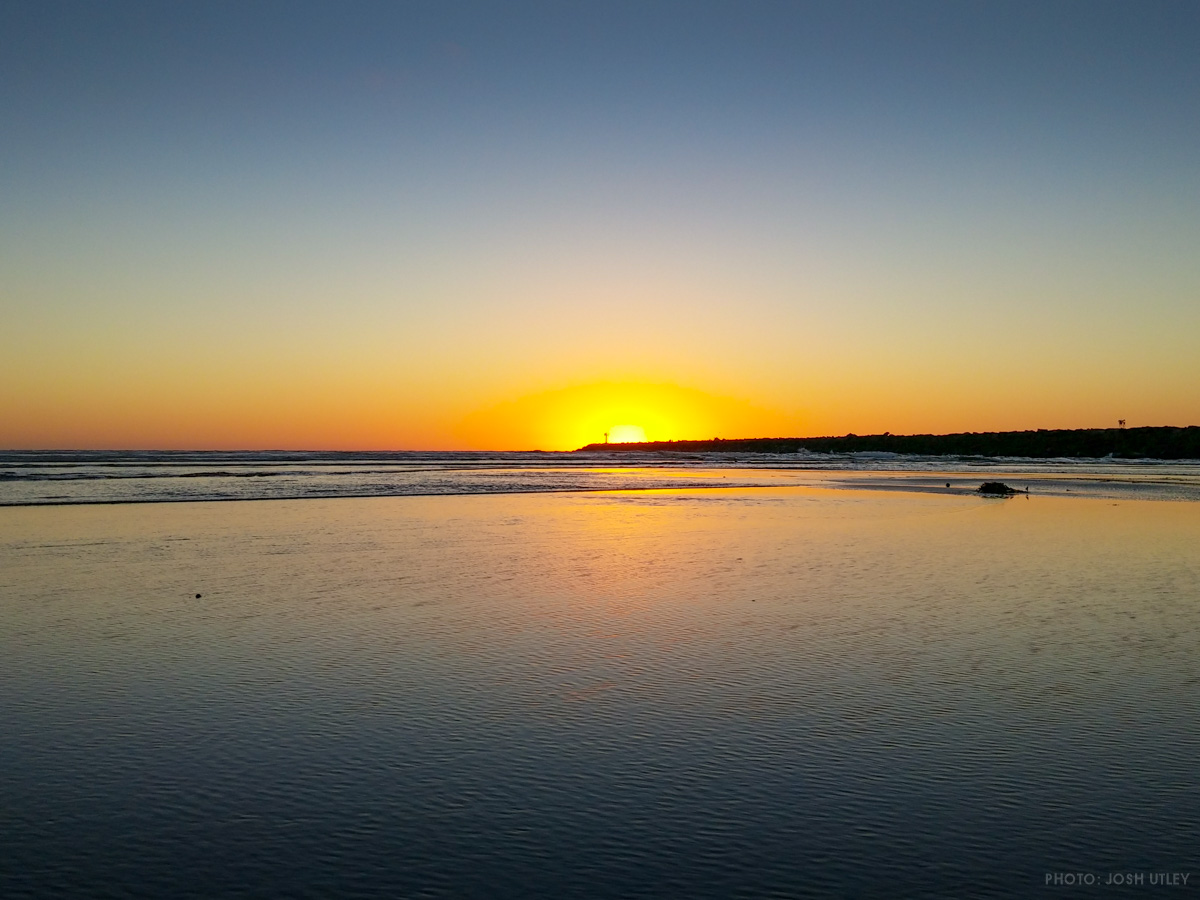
4, 448, 1200, 505
2, 452, 1199, 897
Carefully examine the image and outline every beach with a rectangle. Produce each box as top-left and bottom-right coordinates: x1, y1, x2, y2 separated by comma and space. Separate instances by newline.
8, 1, 1200, 894
3, 482, 1198, 897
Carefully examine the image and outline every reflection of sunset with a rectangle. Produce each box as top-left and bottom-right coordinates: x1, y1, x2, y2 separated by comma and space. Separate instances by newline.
455, 381, 801, 451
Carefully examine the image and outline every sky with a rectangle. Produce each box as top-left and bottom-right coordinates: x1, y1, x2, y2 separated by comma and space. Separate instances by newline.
2, 0, 1198, 450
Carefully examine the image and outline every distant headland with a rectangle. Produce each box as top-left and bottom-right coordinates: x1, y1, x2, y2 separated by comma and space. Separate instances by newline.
576, 426, 1200, 459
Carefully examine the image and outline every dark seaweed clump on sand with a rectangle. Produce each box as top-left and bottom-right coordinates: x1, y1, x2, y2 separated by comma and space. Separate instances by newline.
977, 482, 1019, 496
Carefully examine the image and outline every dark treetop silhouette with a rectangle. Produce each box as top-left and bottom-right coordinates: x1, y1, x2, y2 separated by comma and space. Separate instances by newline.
578, 426, 1200, 460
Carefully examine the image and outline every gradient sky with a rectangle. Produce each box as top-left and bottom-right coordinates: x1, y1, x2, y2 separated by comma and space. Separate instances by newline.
3, 1, 1198, 449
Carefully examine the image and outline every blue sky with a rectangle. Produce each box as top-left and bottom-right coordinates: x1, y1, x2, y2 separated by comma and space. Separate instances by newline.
3, 1, 1198, 447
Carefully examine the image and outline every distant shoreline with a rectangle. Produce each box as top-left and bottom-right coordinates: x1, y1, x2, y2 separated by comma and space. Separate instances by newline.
576, 425, 1200, 460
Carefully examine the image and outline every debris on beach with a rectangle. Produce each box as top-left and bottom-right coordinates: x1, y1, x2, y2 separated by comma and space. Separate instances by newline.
977, 481, 1020, 496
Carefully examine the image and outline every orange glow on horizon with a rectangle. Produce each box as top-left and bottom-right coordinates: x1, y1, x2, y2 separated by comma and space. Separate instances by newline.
608, 424, 648, 444
454, 381, 802, 451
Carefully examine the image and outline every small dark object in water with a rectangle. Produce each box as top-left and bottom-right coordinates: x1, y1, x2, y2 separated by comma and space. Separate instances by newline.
978, 481, 1019, 496
195, 593, 202, 599
945, 482, 950, 488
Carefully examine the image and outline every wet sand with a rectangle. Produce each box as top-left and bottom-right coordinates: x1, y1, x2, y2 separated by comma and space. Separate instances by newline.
2, 487, 1198, 897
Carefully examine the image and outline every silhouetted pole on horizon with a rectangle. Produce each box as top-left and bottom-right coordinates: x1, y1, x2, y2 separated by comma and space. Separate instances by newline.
603, 431, 609, 444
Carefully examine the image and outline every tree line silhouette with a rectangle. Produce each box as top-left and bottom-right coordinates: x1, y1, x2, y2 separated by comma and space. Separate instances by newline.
578, 426, 1200, 459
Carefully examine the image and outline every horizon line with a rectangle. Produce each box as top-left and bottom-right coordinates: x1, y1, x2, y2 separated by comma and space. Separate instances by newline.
3, 423, 1198, 455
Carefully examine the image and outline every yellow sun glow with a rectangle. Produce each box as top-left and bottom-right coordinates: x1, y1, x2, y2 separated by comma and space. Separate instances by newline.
454, 381, 802, 450
608, 424, 647, 444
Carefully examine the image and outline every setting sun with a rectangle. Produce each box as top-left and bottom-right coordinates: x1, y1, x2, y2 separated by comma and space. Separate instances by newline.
453, 381, 801, 450
608, 424, 647, 444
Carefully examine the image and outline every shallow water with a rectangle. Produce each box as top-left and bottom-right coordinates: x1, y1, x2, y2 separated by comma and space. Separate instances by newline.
2, 488, 1198, 897
4, 449, 1200, 505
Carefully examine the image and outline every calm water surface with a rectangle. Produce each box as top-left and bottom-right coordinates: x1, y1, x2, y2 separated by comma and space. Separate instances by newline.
5, 449, 1200, 504
2, 487, 1198, 897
